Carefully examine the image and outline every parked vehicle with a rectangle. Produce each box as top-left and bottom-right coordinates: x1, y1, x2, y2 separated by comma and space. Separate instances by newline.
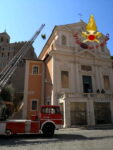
0, 105, 63, 137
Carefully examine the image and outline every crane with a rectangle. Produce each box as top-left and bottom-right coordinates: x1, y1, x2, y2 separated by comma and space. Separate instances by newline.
0, 24, 45, 90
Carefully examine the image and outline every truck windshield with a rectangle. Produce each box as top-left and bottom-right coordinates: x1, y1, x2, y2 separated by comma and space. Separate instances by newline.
41, 107, 61, 114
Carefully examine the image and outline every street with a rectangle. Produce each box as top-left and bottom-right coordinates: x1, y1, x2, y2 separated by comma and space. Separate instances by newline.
0, 128, 113, 150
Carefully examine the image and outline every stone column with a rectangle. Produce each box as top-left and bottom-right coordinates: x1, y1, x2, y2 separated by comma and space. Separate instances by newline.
99, 66, 104, 90
87, 100, 95, 126
92, 76, 96, 92
63, 98, 70, 128
95, 65, 101, 90
75, 61, 80, 93
51, 55, 56, 105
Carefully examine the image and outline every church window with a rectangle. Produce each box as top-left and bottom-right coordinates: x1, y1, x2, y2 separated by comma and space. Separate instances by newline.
82, 76, 92, 93
61, 71, 69, 88
103, 75, 110, 90
61, 35, 67, 45
32, 66, 39, 74
81, 65, 92, 71
31, 100, 38, 111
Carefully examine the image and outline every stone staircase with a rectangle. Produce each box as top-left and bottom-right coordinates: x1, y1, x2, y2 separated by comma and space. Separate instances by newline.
71, 124, 113, 130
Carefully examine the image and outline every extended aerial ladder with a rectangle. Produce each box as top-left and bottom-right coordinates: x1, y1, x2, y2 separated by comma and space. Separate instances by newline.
0, 24, 45, 90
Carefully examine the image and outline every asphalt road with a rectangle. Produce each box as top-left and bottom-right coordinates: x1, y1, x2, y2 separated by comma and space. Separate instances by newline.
0, 128, 113, 150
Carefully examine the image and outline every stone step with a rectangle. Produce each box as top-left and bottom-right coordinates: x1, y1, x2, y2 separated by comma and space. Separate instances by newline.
71, 124, 113, 130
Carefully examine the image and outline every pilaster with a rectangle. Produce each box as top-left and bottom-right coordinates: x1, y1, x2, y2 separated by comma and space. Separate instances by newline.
63, 99, 70, 128
75, 61, 80, 92
87, 100, 95, 126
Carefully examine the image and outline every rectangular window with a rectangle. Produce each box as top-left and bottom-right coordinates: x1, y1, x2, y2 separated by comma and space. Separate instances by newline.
32, 100, 37, 110
32, 66, 38, 74
103, 75, 110, 90
82, 76, 92, 93
41, 107, 61, 114
61, 71, 69, 88
81, 65, 92, 71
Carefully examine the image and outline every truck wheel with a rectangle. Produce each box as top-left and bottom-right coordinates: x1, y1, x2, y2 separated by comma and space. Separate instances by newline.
42, 123, 55, 137
5, 130, 12, 136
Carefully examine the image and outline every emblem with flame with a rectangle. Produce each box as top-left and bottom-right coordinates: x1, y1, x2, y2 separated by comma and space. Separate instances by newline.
82, 15, 102, 43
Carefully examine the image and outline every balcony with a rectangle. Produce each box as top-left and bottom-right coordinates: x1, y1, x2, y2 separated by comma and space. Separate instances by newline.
57, 92, 113, 101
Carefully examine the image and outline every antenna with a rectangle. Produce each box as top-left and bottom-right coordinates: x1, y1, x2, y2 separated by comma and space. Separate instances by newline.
78, 13, 83, 21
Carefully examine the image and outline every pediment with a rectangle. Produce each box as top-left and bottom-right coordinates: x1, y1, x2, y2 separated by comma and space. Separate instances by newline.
57, 21, 86, 32
76, 50, 97, 59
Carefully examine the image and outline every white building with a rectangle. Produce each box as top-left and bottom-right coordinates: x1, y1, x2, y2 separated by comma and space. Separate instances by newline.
39, 17, 113, 127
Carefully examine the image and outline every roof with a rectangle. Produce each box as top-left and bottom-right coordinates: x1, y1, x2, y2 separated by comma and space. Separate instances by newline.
24, 58, 43, 62
38, 20, 86, 59
0, 31, 10, 38
38, 26, 57, 59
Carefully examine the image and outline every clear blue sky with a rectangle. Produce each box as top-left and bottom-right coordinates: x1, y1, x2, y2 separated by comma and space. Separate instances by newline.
0, 0, 113, 56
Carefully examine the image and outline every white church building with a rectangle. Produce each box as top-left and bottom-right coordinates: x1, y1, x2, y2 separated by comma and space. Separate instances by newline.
38, 16, 113, 127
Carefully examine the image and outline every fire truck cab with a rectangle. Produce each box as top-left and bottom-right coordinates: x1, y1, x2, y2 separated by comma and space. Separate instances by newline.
0, 105, 63, 137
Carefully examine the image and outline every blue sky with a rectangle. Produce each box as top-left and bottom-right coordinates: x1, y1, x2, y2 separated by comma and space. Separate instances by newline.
0, 0, 113, 56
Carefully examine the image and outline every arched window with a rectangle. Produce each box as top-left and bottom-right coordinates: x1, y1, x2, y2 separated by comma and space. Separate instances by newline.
61, 35, 67, 45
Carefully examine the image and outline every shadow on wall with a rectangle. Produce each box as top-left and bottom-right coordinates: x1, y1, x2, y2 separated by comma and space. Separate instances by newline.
44, 56, 53, 105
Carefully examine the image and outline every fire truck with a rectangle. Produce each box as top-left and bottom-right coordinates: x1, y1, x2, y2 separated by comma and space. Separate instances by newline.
0, 24, 63, 137
0, 105, 63, 137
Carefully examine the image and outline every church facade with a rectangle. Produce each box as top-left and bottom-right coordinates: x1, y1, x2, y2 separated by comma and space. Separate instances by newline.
23, 16, 113, 127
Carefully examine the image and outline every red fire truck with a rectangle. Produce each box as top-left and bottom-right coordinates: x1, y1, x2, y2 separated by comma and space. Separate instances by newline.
0, 105, 63, 137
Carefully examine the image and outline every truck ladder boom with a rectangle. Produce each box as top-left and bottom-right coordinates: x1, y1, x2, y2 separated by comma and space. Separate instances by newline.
0, 24, 45, 88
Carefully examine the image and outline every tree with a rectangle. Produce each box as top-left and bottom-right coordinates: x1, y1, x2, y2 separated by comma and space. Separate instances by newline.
110, 56, 113, 59
0, 84, 15, 102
